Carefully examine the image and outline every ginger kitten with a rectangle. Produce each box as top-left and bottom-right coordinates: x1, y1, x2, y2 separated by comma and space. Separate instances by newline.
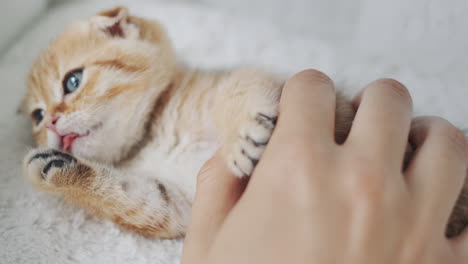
22, 7, 467, 238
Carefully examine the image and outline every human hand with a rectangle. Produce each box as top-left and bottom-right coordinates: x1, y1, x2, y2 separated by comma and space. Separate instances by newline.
182, 70, 468, 264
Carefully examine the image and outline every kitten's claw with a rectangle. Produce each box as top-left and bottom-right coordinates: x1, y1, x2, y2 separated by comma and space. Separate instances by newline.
228, 112, 277, 177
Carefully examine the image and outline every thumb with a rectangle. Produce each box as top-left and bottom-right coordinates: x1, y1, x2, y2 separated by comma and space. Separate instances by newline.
182, 150, 246, 263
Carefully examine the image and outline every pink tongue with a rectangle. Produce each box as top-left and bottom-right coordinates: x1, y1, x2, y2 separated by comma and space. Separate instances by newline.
62, 133, 79, 152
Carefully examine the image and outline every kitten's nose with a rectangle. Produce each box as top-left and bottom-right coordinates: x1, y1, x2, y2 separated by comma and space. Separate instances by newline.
46, 116, 60, 134
51, 116, 59, 125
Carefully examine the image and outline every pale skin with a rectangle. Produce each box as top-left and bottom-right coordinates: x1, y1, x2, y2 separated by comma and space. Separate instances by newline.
182, 70, 468, 263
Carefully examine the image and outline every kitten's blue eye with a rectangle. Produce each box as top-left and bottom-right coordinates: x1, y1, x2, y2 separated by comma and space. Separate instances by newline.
63, 69, 83, 95
32, 109, 45, 125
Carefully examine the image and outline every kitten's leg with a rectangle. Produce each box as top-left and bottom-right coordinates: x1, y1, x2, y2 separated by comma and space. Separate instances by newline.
24, 148, 190, 238
213, 69, 281, 177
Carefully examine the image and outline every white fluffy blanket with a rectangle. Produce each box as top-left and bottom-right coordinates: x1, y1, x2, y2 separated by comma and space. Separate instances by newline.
1, 0, 467, 263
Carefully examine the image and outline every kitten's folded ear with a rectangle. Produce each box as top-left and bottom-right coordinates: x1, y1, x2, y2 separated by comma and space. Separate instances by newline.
91, 6, 139, 39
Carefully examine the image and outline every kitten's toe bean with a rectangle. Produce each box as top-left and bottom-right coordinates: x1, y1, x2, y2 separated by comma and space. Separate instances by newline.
28, 149, 76, 165
25, 148, 77, 186
41, 159, 67, 178
228, 112, 277, 177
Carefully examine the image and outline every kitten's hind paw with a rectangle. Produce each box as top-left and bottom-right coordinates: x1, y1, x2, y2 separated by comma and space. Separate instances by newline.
227, 112, 277, 177
24, 148, 92, 189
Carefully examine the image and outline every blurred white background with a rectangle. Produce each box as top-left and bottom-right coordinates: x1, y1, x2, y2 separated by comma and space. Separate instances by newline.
2, 0, 468, 66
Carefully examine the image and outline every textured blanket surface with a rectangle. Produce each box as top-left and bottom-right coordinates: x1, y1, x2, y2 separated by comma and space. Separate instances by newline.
1, 0, 467, 263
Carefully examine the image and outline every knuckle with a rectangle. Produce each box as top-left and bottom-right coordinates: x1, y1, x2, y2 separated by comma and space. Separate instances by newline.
412, 115, 431, 126
426, 116, 467, 159
411, 115, 443, 139
443, 124, 467, 158
431, 116, 459, 137
287, 69, 333, 87
426, 115, 449, 126
411, 116, 433, 133
412, 116, 467, 160
372, 78, 412, 106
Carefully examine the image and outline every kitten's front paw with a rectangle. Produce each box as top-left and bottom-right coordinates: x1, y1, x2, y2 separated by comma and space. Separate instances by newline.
227, 112, 277, 177
24, 148, 88, 188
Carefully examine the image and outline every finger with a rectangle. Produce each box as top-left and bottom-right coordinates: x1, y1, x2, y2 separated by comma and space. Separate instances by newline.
347, 79, 413, 169
406, 117, 467, 235
274, 69, 336, 146
182, 151, 246, 263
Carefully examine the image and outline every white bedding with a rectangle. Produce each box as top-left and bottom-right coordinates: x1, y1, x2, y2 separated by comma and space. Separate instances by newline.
1, 0, 467, 263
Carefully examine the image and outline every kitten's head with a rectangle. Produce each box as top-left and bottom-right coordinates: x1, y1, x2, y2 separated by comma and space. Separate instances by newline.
23, 6, 176, 164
